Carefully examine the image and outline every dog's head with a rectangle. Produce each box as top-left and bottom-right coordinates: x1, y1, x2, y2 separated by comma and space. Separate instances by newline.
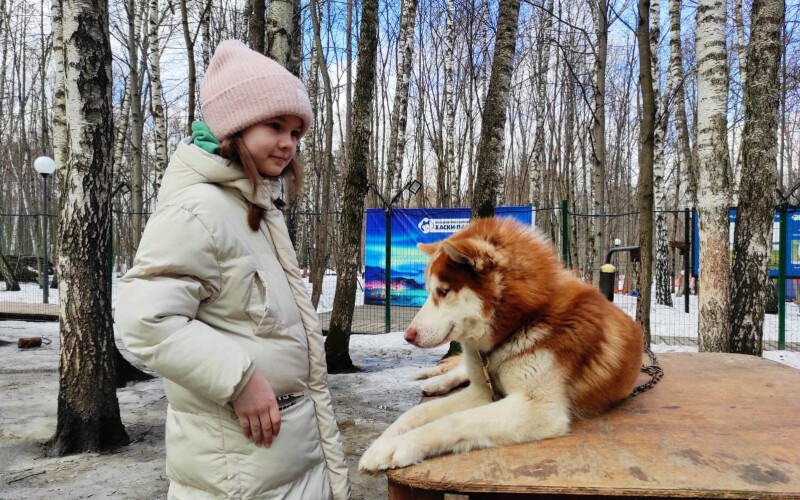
404, 217, 561, 351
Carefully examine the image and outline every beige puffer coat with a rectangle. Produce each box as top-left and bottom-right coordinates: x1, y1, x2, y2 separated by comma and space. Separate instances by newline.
116, 139, 351, 499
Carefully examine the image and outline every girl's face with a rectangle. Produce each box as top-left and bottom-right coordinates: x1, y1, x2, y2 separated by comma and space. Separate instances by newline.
240, 115, 303, 177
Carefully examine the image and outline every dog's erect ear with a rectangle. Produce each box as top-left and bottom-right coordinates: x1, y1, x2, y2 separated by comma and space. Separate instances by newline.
442, 241, 472, 266
442, 238, 499, 271
417, 242, 442, 256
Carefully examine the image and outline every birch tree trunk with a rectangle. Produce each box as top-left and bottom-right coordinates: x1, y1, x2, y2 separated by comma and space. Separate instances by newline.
248, 0, 266, 53
651, 0, 672, 306
444, 0, 457, 205
127, 0, 144, 252
530, 0, 554, 208
201, 0, 211, 70
735, 0, 748, 91
696, 0, 731, 352
730, 0, 748, 202
471, 0, 521, 218
416, 58, 426, 207
730, 0, 783, 356
386, 0, 419, 200
264, 0, 295, 241
345, 0, 353, 154
289, 0, 303, 77
148, 0, 167, 193
112, 74, 131, 177
180, 0, 195, 135
47, 0, 128, 455
668, 0, 695, 208
588, 0, 608, 285
637, 0, 656, 344
266, 0, 292, 63
325, 0, 378, 372
52, 0, 68, 176
309, 0, 333, 310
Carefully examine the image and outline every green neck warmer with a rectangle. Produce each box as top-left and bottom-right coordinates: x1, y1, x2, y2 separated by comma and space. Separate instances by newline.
191, 121, 220, 155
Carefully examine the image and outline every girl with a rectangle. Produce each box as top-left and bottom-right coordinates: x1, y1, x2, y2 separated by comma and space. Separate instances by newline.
116, 40, 351, 499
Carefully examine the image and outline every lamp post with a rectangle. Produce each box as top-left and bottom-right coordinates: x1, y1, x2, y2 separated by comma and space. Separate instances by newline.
108, 182, 131, 299
369, 179, 423, 333
33, 156, 56, 304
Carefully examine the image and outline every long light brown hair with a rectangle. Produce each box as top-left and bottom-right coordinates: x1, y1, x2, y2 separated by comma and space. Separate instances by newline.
218, 134, 304, 231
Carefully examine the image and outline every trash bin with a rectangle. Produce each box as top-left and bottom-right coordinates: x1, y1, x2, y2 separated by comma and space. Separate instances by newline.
599, 263, 615, 301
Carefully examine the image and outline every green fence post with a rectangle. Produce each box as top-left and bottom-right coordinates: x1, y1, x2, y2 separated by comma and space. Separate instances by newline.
561, 200, 569, 267
385, 207, 391, 334
779, 207, 787, 350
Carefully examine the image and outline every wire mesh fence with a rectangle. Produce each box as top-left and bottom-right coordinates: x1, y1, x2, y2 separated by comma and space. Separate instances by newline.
566, 209, 699, 347
1, 204, 797, 351
0, 213, 58, 318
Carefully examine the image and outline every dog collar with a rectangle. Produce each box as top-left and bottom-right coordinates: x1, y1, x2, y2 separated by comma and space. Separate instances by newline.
478, 351, 504, 402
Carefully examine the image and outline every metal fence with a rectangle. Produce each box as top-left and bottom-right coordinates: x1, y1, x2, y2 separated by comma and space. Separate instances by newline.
0, 212, 58, 318
1, 205, 798, 351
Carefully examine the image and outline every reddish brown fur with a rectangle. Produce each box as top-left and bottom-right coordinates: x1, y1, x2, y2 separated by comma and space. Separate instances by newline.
422, 217, 643, 417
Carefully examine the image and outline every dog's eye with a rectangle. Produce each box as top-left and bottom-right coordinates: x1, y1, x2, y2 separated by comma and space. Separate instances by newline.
437, 288, 450, 298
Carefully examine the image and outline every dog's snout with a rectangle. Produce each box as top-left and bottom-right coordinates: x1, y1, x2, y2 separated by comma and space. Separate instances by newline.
404, 326, 418, 344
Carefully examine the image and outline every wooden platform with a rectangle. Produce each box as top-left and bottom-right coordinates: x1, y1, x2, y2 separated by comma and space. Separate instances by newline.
388, 353, 800, 499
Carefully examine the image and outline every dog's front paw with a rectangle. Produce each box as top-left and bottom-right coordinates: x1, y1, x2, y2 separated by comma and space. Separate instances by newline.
387, 439, 426, 469
358, 436, 398, 473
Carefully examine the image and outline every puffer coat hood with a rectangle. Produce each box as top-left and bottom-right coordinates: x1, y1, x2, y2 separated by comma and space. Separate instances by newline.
116, 139, 351, 499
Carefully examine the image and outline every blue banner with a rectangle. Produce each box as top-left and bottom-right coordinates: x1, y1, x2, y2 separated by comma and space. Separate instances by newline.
365, 206, 535, 307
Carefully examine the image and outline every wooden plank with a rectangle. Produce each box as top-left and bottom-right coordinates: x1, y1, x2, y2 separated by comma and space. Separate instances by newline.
0, 301, 58, 321
388, 353, 800, 499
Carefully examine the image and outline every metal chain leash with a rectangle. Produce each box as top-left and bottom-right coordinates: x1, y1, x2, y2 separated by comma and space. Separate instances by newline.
629, 343, 664, 397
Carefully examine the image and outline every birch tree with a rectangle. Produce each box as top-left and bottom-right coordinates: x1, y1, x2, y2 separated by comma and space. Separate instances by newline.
696, 0, 731, 352
444, 0, 456, 205
148, 0, 167, 192
112, 74, 132, 176
730, 0, 784, 356
637, 0, 655, 344
651, 0, 672, 306
265, 0, 293, 64
668, 0, 695, 208
127, 0, 144, 251
248, 0, 266, 53
325, 0, 379, 372
530, 0, 554, 209
309, 0, 333, 310
386, 0, 420, 200
587, 0, 608, 285
180, 0, 196, 134
47, 0, 128, 455
472, 0, 522, 218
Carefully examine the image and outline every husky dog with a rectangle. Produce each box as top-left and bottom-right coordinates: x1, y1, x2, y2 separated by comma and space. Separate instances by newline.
359, 217, 643, 472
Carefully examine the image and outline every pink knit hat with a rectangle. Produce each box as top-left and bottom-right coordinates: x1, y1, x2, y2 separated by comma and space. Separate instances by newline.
200, 40, 313, 140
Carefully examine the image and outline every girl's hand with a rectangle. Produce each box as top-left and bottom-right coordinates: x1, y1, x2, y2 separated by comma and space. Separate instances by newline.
232, 369, 281, 447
